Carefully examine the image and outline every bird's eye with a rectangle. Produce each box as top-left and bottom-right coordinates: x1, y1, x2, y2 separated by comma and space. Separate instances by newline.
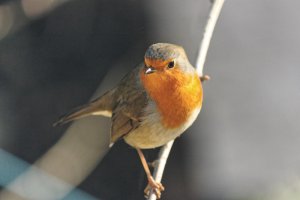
168, 61, 175, 68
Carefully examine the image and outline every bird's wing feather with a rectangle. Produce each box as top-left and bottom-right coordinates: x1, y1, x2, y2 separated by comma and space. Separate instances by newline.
53, 89, 116, 126
110, 67, 148, 143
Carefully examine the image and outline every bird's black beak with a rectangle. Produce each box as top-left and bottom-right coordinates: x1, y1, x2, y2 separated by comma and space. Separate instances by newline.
145, 66, 156, 74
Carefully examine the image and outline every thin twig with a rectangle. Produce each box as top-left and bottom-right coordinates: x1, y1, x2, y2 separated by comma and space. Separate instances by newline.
147, 0, 225, 199
148, 140, 174, 200
196, 0, 225, 76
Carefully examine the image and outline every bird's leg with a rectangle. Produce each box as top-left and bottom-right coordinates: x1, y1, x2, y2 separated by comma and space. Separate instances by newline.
136, 148, 165, 199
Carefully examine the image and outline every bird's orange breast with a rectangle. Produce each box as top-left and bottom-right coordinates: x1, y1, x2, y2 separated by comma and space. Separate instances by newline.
140, 68, 203, 128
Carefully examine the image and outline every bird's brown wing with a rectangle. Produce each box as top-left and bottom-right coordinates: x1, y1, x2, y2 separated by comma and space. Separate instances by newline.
53, 89, 116, 126
110, 67, 148, 143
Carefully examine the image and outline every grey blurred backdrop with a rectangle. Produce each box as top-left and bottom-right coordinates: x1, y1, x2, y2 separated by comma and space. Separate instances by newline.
0, 0, 300, 200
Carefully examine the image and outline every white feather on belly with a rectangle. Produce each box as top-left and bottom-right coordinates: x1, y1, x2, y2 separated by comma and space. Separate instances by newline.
124, 105, 201, 149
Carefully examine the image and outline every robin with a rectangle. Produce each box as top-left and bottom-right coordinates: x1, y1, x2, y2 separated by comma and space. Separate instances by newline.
55, 43, 206, 198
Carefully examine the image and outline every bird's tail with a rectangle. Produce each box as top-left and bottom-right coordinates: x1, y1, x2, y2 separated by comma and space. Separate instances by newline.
53, 89, 115, 126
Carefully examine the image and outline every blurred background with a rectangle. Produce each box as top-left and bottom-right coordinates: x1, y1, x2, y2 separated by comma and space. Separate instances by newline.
0, 0, 300, 199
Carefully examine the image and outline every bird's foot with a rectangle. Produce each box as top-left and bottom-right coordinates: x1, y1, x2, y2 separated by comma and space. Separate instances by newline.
144, 176, 165, 199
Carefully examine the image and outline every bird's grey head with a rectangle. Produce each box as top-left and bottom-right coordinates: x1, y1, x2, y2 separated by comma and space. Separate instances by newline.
144, 43, 187, 61
143, 43, 193, 74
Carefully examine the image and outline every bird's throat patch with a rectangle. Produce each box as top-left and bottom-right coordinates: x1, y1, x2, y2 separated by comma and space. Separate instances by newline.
140, 68, 203, 128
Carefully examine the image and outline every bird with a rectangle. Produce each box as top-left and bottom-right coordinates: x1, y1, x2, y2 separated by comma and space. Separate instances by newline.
54, 43, 204, 198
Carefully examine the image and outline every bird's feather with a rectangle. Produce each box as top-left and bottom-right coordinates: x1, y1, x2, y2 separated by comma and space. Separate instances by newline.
110, 67, 148, 143
53, 89, 116, 126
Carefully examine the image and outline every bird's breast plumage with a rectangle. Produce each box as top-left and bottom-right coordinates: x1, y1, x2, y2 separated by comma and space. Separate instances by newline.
139, 67, 203, 129
123, 66, 203, 149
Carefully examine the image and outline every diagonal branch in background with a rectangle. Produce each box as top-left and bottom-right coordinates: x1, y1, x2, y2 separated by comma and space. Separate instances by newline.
147, 0, 225, 199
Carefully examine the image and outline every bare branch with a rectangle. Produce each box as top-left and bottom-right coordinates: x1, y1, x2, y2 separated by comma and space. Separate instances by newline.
148, 140, 174, 200
196, 0, 225, 77
147, 0, 225, 199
